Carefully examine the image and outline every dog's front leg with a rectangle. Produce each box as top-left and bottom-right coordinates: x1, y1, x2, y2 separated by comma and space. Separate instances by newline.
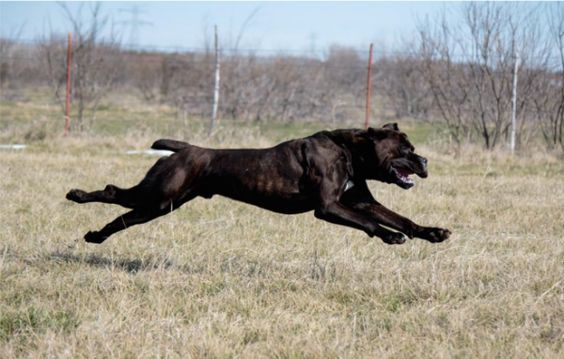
356, 202, 450, 243
314, 203, 408, 244
311, 167, 409, 244
341, 182, 450, 243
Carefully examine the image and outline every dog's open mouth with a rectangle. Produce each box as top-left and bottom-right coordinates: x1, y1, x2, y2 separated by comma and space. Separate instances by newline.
391, 166, 415, 189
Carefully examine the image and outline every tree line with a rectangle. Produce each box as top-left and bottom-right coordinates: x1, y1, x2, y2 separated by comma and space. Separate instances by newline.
0, 2, 562, 151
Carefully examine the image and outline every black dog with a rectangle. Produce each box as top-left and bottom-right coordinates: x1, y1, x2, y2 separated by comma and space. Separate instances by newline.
66, 123, 451, 244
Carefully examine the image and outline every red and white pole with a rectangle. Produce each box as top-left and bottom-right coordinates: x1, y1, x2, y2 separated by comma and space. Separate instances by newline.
364, 43, 374, 129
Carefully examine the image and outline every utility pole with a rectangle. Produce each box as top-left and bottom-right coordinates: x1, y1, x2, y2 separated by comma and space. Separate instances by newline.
119, 5, 152, 49
209, 25, 221, 136
510, 52, 520, 154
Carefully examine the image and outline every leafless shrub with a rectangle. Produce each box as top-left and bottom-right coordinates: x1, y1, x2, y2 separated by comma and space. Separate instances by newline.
0, 38, 19, 92
0, 27, 46, 100
122, 52, 163, 103
377, 50, 432, 120
158, 53, 212, 117
143, 45, 366, 124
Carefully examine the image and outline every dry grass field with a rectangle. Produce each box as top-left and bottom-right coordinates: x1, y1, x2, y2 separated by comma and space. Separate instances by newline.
1, 99, 563, 358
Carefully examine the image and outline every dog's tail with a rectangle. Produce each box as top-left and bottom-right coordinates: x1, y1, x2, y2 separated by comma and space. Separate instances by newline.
151, 139, 190, 152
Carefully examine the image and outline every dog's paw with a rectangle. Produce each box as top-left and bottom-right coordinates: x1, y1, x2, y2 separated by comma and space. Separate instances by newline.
382, 232, 408, 245
84, 231, 106, 244
66, 189, 86, 202
422, 227, 451, 243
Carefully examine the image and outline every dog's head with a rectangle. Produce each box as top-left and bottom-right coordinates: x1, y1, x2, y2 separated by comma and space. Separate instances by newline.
353, 123, 428, 189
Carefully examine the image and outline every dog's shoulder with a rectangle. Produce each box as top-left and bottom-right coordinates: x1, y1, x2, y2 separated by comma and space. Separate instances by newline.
299, 130, 343, 153
297, 129, 356, 178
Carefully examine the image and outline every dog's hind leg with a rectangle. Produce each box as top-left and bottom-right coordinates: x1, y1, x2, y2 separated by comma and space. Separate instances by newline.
83, 206, 168, 243
83, 191, 199, 243
67, 155, 182, 208
66, 184, 146, 209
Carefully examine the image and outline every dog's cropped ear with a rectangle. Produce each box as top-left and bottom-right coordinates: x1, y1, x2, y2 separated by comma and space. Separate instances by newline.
362, 127, 388, 141
382, 123, 400, 131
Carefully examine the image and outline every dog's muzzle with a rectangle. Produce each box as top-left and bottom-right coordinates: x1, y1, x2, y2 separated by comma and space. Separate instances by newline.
416, 155, 428, 178
389, 153, 429, 189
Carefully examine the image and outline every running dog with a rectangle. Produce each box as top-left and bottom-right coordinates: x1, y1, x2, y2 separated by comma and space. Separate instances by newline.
66, 123, 451, 245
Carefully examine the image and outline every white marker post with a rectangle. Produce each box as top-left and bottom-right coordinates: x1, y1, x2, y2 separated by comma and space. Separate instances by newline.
510, 52, 520, 154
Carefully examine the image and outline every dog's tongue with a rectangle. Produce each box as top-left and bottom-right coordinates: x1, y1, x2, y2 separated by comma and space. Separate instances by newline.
397, 168, 414, 185
397, 168, 411, 177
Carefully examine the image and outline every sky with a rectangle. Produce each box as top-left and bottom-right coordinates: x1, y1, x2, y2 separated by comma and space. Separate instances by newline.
0, 1, 455, 54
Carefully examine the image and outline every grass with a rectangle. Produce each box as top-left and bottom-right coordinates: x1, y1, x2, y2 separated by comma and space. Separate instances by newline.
0, 96, 563, 357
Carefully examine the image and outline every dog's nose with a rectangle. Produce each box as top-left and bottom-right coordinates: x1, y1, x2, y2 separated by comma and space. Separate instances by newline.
416, 155, 427, 167
417, 156, 428, 178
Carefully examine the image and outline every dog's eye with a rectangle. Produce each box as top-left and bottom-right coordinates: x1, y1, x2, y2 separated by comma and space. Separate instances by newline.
400, 145, 412, 154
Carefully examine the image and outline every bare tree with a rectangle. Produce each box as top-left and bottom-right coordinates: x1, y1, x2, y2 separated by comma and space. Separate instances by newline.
417, 3, 555, 150
41, 3, 123, 132
417, 13, 471, 146
539, 3, 564, 151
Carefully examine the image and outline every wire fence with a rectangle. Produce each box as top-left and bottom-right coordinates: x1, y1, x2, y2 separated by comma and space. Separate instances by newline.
0, 42, 384, 125
4, 37, 563, 64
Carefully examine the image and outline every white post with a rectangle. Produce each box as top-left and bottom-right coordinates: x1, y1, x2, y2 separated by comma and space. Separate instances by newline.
510, 52, 520, 154
209, 25, 220, 136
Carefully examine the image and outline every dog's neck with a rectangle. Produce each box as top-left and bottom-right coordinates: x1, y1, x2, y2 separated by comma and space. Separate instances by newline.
323, 129, 377, 179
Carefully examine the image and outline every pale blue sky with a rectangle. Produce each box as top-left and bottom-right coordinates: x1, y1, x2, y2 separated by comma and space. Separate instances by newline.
0, 1, 455, 54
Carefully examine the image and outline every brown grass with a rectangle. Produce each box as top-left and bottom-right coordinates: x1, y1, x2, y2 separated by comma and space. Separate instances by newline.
0, 106, 563, 357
